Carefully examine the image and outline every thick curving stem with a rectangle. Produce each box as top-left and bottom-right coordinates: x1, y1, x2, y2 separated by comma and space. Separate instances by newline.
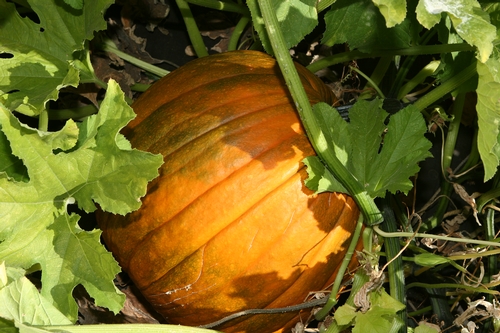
256, 0, 383, 225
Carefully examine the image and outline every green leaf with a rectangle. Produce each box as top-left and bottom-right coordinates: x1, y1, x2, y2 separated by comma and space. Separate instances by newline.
0, 318, 16, 333
303, 156, 348, 194
415, 0, 496, 63
0, 80, 163, 320
322, 0, 412, 52
352, 305, 404, 333
41, 213, 125, 320
370, 288, 406, 313
369, 105, 433, 196
247, 0, 317, 54
476, 59, 500, 181
334, 303, 358, 326
434, 48, 477, 95
333, 288, 406, 333
348, 99, 388, 191
0, 0, 113, 115
414, 324, 440, 333
63, 0, 84, 10
0, 128, 27, 182
372, 0, 407, 28
483, 3, 500, 39
0, 263, 72, 326
414, 253, 451, 266
352, 289, 406, 333
304, 100, 432, 198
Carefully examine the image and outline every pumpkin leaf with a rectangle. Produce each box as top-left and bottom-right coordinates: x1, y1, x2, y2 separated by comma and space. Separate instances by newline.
0, 263, 73, 326
483, 3, 500, 40
322, 0, 412, 52
0, 80, 163, 321
62, 0, 84, 10
0, 0, 113, 116
352, 289, 406, 333
476, 58, 500, 181
247, 0, 317, 54
415, 0, 496, 63
304, 99, 432, 198
0, 128, 27, 182
333, 289, 406, 333
303, 156, 348, 194
414, 323, 441, 333
372, 0, 407, 28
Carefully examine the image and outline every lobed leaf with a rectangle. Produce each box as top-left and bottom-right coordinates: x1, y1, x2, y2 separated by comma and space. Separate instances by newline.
369, 105, 433, 196
476, 59, 500, 181
416, 0, 496, 63
372, 0, 407, 28
334, 289, 406, 333
247, 0, 317, 54
0, 80, 163, 320
304, 100, 432, 198
41, 213, 125, 321
0, 0, 113, 115
483, 3, 500, 39
322, 0, 412, 52
0, 263, 72, 326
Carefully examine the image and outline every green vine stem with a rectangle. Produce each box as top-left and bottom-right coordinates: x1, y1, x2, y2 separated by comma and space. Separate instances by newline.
424, 287, 454, 328
373, 225, 500, 248
48, 104, 99, 120
256, 0, 383, 226
421, 92, 465, 231
477, 187, 500, 213
359, 56, 392, 100
130, 83, 152, 93
99, 38, 170, 77
306, 43, 474, 74
458, 126, 480, 176
442, 93, 465, 176
349, 66, 385, 98
38, 109, 49, 132
388, 29, 435, 98
406, 282, 499, 295
484, 208, 497, 331
314, 214, 364, 320
322, 270, 371, 332
186, 0, 249, 14
228, 15, 250, 51
477, 162, 500, 213
412, 62, 476, 112
175, 0, 209, 58
397, 60, 440, 101
379, 198, 407, 332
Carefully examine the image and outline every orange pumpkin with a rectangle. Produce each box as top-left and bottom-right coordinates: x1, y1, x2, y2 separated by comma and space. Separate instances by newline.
97, 50, 360, 333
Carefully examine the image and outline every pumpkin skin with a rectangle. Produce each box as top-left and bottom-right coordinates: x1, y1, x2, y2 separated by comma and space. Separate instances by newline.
97, 50, 360, 333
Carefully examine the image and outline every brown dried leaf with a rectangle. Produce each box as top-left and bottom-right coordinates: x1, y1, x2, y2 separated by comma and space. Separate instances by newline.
118, 0, 170, 31
452, 182, 480, 225
453, 298, 500, 329
91, 56, 136, 98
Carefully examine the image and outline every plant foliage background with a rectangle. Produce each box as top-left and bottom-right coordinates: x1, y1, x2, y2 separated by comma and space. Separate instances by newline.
1, 0, 500, 332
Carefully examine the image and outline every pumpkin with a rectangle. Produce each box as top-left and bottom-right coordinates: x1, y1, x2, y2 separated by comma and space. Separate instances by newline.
97, 50, 360, 333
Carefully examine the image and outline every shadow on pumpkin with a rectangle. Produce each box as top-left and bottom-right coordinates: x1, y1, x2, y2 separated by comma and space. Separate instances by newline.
96, 51, 361, 333
144, 249, 358, 333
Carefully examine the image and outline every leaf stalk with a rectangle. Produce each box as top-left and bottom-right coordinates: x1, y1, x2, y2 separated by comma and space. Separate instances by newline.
256, 0, 383, 225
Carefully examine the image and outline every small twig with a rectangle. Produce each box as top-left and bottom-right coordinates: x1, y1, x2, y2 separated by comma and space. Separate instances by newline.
198, 296, 329, 329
